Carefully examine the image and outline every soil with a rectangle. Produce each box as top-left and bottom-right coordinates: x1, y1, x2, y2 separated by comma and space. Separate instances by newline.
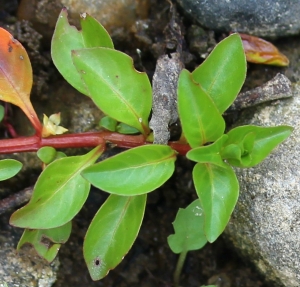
52, 156, 269, 287
0, 0, 294, 286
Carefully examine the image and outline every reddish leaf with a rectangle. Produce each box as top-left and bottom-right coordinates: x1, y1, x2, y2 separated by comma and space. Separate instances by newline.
0, 28, 41, 133
240, 33, 289, 66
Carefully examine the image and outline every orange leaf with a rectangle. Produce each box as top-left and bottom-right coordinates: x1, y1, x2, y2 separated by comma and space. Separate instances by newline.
0, 28, 41, 133
240, 33, 289, 66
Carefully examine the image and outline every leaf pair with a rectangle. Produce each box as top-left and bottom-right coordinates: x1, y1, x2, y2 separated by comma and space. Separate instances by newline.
178, 33, 247, 149
10, 145, 104, 229
81, 145, 176, 280
186, 125, 292, 242
177, 34, 292, 242
223, 125, 293, 168
51, 9, 152, 135
176, 34, 245, 242
11, 144, 176, 280
82, 145, 176, 279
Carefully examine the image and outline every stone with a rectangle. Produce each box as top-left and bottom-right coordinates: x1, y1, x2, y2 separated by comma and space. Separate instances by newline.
17, 0, 150, 40
176, 0, 300, 37
224, 83, 300, 286
0, 213, 59, 287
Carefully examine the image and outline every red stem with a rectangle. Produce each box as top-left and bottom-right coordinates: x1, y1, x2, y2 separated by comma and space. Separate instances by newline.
0, 131, 191, 155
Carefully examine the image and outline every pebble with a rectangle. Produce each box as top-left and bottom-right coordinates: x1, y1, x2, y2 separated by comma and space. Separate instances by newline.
176, 0, 300, 37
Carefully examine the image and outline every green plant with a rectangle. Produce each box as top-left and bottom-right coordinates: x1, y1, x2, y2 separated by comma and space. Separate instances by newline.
0, 9, 292, 283
0, 105, 4, 123
168, 199, 207, 286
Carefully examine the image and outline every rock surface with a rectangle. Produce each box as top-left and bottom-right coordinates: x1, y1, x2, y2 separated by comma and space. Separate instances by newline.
225, 84, 300, 286
176, 0, 300, 37
0, 213, 59, 287
17, 0, 150, 40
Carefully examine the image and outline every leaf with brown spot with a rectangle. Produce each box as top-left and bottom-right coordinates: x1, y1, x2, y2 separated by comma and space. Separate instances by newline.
0, 28, 41, 132
240, 33, 289, 66
84, 194, 146, 280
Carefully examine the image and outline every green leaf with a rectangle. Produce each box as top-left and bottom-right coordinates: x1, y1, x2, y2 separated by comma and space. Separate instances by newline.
84, 194, 146, 280
55, 151, 67, 160
116, 122, 140, 134
17, 221, 72, 262
82, 145, 176, 196
80, 12, 113, 49
221, 132, 255, 166
177, 69, 225, 148
186, 135, 228, 167
99, 116, 117, 131
167, 199, 207, 254
220, 143, 241, 161
193, 163, 239, 242
0, 159, 22, 181
51, 8, 114, 95
37, 146, 57, 164
72, 47, 152, 135
0, 104, 4, 122
10, 145, 104, 229
192, 33, 246, 113
224, 125, 293, 167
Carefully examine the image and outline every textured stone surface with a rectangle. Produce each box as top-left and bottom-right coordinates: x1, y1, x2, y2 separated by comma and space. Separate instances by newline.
17, 0, 150, 39
224, 83, 300, 286
0, 213, 59, 287
176, 0, 300, 37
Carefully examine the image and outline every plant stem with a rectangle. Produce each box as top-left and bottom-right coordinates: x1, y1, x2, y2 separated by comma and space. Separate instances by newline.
174, 250, 188, 287
0, 131, 191, 155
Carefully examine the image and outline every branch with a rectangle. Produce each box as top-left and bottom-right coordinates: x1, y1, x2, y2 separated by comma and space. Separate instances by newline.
0, 131, 191, 155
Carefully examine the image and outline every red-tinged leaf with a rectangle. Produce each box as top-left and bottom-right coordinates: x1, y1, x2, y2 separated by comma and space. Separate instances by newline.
240, 33, 289, 66
0, 28, 41, 132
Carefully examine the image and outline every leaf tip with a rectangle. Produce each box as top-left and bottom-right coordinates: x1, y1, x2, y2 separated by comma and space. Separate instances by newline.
86, 256, 109, 281
61, 6, 68, 15
80, 12, 87, 20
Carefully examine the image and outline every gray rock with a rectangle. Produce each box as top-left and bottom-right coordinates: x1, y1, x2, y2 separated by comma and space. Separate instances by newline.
0, 214, 59, 287
224, 83, 300, 286
176, 0, 300, 37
